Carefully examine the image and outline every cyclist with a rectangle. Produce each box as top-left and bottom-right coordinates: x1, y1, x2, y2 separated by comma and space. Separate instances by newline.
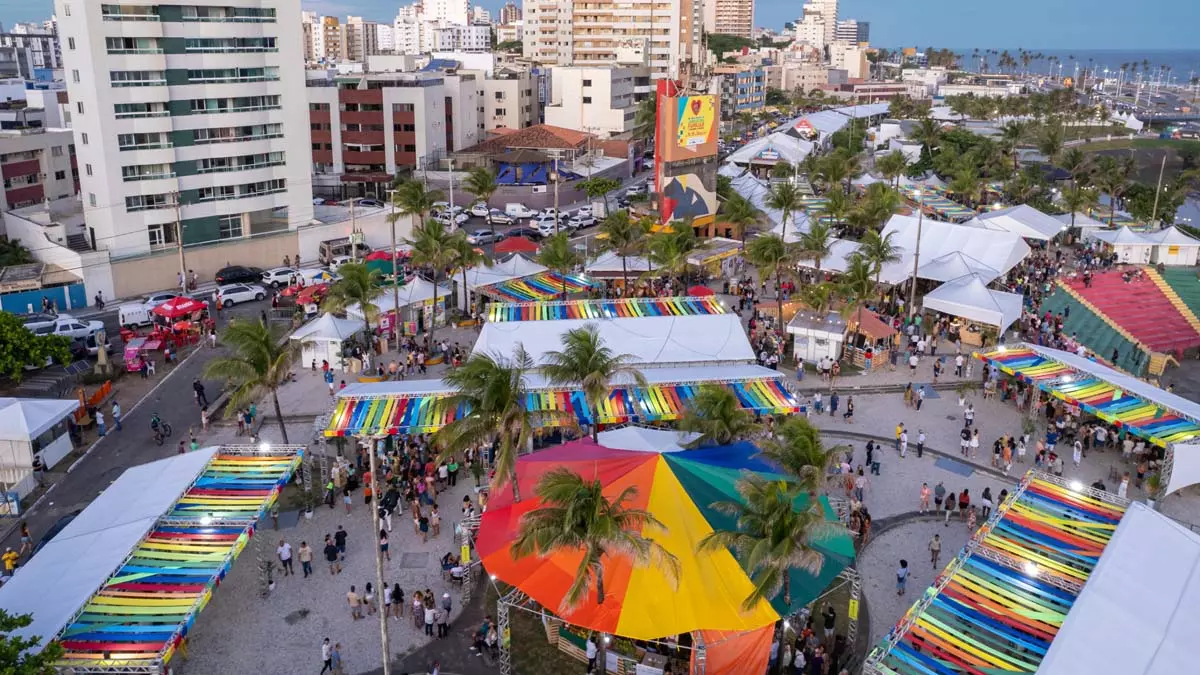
151, 413, 166, 443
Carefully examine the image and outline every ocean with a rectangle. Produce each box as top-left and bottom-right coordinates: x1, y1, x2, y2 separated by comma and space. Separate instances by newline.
950, 49, 1200, 82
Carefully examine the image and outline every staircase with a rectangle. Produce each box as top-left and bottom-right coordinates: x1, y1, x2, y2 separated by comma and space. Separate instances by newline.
66, 233, 91, 252
1145, 267, 1200, 334
1042, 282, 1149, 375
1060, 269, 1200, 355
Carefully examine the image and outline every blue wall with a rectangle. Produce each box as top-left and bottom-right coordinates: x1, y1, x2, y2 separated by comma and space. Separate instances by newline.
0, 283, 88, 314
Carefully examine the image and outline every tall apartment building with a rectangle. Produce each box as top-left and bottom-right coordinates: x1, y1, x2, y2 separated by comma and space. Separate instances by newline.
432, 25, 491, 53
795, 0, 837, 50
304, 15, 343, 62
713, 64, 765, 120
470, 7, 492, 24
0, 22, 62, 76
0, 126, 77, 211
341, 16, 381, 62
523, 0, 704, 80
476, 67, 540, 132
544, 66, 652, 137
425, 0, 470, 25
703, 0, 755, 39
499, 2, 522, 25
834, 19, 868, 44
56, 0, 313, 260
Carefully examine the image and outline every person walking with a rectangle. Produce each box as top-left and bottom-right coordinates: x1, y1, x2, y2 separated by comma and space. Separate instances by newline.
334, 526, 348, 562
894, 422, 904, 452
276, 539, 293, 576
944, 491, 957, 525
970, 428, 980, 459
959, 426, 971, 457
379, 529, 390, 562
899, 429, 908, 458
919, 482, 931, 513
320, 638, 333, 674
933, 481, 945, 512
916, 385, 926, 411
298, 541, 313, 578
981, 487, 993, 520
964, 403, 975, 427
330, 642, 344, 675
392, 584, 404, 620
1072, 439, 1083, 469
929, 535, 942, 568
842, 396, 854, 423
958, 489, 971, 520
896, 560, 910, 596
853, 468, 868, 502
829, 392, 839, 418
439, 592, 452, 637
324, 535, 341, 574
364, 583, 376, 615
347, 585, 363, 620
193, 378, 208, 407
423, 600, 436, 636
200, 406, 209, 432
111, 401, 123, 432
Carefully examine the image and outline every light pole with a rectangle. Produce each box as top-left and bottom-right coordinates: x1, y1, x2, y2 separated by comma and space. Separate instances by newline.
447, 157, 455, 215
386, 187, 400, 347
907, 189, 924, 318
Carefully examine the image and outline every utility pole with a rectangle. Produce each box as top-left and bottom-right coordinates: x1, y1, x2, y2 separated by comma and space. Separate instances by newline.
172, 191, 187, 293
388, 188, 400, 347
1151, 154, 1167, 226
551, 155, 561, 234
364, 437, 392, 675
907, 190, 924, 317
447, 158, 455, 222
350, 197, 358, 263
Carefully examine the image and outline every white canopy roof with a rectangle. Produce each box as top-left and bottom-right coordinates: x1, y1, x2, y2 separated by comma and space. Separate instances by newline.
353, 276, 451, 316
1147, 225, 1200, 247
596, 427, 702, 453
1053, 211, 1109, 229
586, 250, 652, 274
921, 273, 1024, 332
917, 251, 1002, 284
474, 314, 756, 366
290, 313, 363, 342
725, 132, 814, 165
735, 172, 807, 234
1088, 226, 1156, 246
0, 398, 79, 442
879, 214, 1031, 285
465, 254, 547, 289
970, 204, 1068, 241
1037, 502, 1200, 675
831, 102, 890, 119
793, 238, 862, 274
851, 173, 885, 187
785, 109, 851, 138
0, 448, 217, 648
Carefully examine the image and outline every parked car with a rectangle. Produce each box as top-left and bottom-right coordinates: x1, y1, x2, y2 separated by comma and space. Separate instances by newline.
533, 215, 562, 238
504, 203, 538, 218
214, 265, 264, 285
344, 197, 385, 208
504, 226, 543, 240
574, 205, 593, 218
539, 207, 564, 221
32, 509, 83, 554
18, 312, 59, 332
626, 183, 648, 197
31, 316, 105, 340
485, 209, 514, 225
214, 283, 266, 307
118, 303, 153, 329
466, 229, 505, 245
468, 202, 490, 218
142, 291, 179, 308
74, 332, 113, 357
261, 267, 299, 288
327, 255, 355, 269
312, 197, 327, 205
567, 214, 597, 230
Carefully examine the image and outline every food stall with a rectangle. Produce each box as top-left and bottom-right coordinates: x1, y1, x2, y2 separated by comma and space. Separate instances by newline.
149, 296, 213, 348
295, 283, 329, 319
123, 337, 148, 372
844, 305, 896, 370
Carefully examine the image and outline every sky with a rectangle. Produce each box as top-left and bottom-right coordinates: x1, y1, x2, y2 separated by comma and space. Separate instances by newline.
1, 0, 1197, 51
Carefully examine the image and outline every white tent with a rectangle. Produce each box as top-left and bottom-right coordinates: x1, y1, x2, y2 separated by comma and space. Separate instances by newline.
917, 251, 1002, 284
969, 204, 1068, 241
737, 172, 808, 234
0, 397, 79, 493
464, 254, 546, 290
290, 313, 364, 373
831, 102, 890, 119
1052, 211, 1109, 229
921, 273, 1024, 333
597, 427, 702, 453
474, 314, 756, 366
1148, 226, 1200, 266
877, 214, 1032, 285
351, 276, 452, 332
851, 173, 885, 188
1036, 502, 1200, 675
724, 133, 814, 166
0, 448, 217, 649
792, 238, 862, 274
784, 109, 851, 141
1087, 226, 1155, 264
586, 250, 653, 277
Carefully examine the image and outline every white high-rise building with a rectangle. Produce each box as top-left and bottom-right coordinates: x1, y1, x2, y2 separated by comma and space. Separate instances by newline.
703, 0, 755, 39
377, 24, 395, 52
426, 0, 470, 25
796, 0, 837, 51
471, 7, 493, 25
56, 1, 312, 262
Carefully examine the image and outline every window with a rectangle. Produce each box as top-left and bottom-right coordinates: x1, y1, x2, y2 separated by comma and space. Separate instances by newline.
392, 103, 415, 113
190, 96, 281, 114
115, 102, 168, 118
582, 96, 592, 104
85, 164, 92, 176
117, 132, 169, 150
109, 70, 166, 87
101, 4, 158, 21
71, 70, 79, 83
218, 215, 243, 240
187, 67, 278, 84
75, 101, 83, 114
495, 108, 506, 116
494, 92, 504, 100
81, 133, 88, 145
402, 144, 416, 152
121, 163, 174, 181
54, 170, 66, 180
394, 123, 416, 132
88, 193, 96, 207
126, 194, 170, 211
68, 37, 75, 49
51, 146, 63, 157
193, 124, 283, 144
197, 152, 285, 173
105, 37, 161, 54
181, 6, 276, 22
309, 103, 330, 111
583, 79, 592, 87
147, 223, 168, 247
185, 37, 276, 52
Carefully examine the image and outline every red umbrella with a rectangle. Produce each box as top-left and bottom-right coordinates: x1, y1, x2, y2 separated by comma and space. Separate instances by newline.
363, 250, 393, 261
152, 296, 205, 319
297, 283, 329, 304
688, 285, 716, 297
494, 236, 539, 255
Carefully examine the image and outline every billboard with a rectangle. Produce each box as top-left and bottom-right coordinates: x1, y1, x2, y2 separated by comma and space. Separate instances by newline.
675, 95, 716, 150
655, 80, 720, 232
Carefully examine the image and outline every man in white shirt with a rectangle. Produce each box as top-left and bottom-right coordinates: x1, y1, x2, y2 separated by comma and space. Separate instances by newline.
586, 636, 598, 673
954, 353, 964, 377
900, 430, 909, 457
277, 539, 293, 576
321, 638, 332, 674
908, 353, 919, 373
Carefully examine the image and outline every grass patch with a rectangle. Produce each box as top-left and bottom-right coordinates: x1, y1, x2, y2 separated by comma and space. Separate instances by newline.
1060, 125, 1128, 142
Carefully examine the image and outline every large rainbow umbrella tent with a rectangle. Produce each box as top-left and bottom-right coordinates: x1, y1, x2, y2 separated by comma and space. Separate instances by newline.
476, 439, 855, 673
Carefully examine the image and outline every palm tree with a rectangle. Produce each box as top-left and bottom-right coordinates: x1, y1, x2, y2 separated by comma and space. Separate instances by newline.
449, 233, 487, 315
437, 347, 552, 503
1036, 123, 1065, 166
797, 220, 835, 274
1058, 147, 1091, 188
876, 151, 909, 188
537, 232, 583, 298
463, 167, 500, 238
910, 117, 942, 156
1061, 185, 1099, 233
392, 179, 444, 230
744, 233, 791, 324
720, 193, 759, 242
511, 467, 680, 668
678, 385, 761, 446
840, 253, 877, 344
632, 96, 657, 142
766, 181, 800, 241
858, 229, 900, 305
998, 121, 1028, 172
203, 319, 297, 443
646, 225, 698, 288
1092, 155, 1133, 225
858, 183, 903, 230
541, 324, 646, 441
321, 262, 386, 338
697, 474, 847, 627
738, 111, 756, 137
816, 152, 853, 195
755, 416, 842, 493
597, 211, 650, 288
948, 165, 984, 208
404, 219, 458, 311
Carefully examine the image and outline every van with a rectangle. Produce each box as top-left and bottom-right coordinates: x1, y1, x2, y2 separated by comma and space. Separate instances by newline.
119, 303, 153, 329
318, 237, 372, 265
504, 203, 538, 219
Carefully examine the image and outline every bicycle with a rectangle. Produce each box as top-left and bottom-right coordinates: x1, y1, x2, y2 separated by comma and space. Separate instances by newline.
152, 421, 174, 446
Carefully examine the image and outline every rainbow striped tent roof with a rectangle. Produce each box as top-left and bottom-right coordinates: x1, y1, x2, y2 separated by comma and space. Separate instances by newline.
325, 370, 799, 436
977, 346, 1200, 447
864, 473, 1129, 675
487, 296, 727, 323
480, 270, 597, 302
55, 449, 302, 672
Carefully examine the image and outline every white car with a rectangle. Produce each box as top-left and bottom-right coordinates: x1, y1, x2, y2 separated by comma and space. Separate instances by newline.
533, 215, 562, 237
574, 205, 593, 218
485, 209, 514, 225
215, 283, 266, 307
626, 183, 648, 197
261, 267, 299, 288
567, 214, 596, 230
468, 202, 490, 218
504, 203, 538, 219
312, 197, 326, 205
31, 316, 105, 340
466, 229, 504, 245
539, 207, 564, 221
142, 291, 179, 308
432, 210, 469, 226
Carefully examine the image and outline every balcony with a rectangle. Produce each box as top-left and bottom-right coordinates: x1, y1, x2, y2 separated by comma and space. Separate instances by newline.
338, 89, 383, 105
1, 158, 41, 178
4, 184, 43, 205
340, 110, 384, 125
341, 130, 385, 145
341, 150, 386, 164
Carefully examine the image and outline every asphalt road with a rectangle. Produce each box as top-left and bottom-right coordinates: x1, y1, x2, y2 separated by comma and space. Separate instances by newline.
3, 296, 270, 555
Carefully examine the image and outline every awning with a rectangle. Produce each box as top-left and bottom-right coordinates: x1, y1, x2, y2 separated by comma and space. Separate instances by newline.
922, 273, 1023, 332
290, 313, 363, 342
0, 397, 80, 441
969, 204, 1068, 240
687, 237, 743, 266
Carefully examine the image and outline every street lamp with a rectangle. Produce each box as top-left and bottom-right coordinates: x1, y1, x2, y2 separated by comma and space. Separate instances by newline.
907, 188, 924, 318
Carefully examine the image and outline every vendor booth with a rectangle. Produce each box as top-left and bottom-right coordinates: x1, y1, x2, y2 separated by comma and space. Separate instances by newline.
1148, 225, 1200, 266
357, 276, 452, 336
969, 204, 1067, 241
786, 308, 847, 364
922, 273, 1023, 346
585, 250, 652, 281
290, 313, 365, 373
687, 237, 744, 278
1086, 226, 1155, 264
844, 306, 896, 371
459, 254, 547, 308
146, 295, 212, 348
0, 397, 79, 503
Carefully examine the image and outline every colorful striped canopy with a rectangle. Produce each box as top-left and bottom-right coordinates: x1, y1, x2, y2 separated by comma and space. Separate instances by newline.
900, 186, 977, 222
978, 347, 1200, 447
487, 296, 727, 323
867, 474, 1127, 675
481, 271, 597, 302
55, 452, 302, 671
324, 377, 800, 436
476, 440, 855, 639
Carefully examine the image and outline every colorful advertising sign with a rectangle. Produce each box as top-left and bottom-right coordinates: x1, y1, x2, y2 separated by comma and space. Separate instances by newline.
676, 95, 716, 149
